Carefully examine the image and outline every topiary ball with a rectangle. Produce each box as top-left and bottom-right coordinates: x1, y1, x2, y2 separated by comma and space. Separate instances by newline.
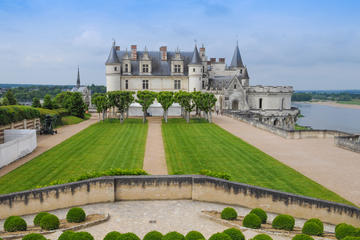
4, 216, 27, 232
221, 207, 238, 220
302, 222, 323, 236
185, 231, 205, 240
251, 234, 273, 240
66, 207, 86, 223
208, 233, 232, 240
73, 232, 94, 240
58, 230, 76, 240
104, 231, 122, 240
144, 231, 163, 240
336, 224, 357, 240
39, 214, 59, 230
336, 223, 348, 232
250, 208, 267, 224
242, 213, 262, 229
272, 214, 295, 231
22, 233, 46, 240
33, 212, 50, 226
162, 232, 185, 240
305, 218, 324, 234
292, 234, 315, 240
223, 228, 245, 240
119, 233, 140, 240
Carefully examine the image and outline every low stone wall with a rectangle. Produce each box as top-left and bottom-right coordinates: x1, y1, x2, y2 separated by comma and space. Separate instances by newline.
0, 176, 359, 226
0, 118, 40, 144
335, 135, 360, 153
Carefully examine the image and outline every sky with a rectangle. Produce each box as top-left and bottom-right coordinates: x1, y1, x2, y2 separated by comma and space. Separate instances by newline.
0, 0, 359, 90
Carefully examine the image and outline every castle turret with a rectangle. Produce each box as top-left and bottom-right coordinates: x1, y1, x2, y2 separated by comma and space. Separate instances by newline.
105, 41, 121, 92
230, 42, 245, 69
188, 44, 203, 92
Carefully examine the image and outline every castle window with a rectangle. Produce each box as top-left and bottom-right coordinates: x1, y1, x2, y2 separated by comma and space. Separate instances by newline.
193, 68, 195, 72
125, 80, 128, 89
234, 84, 237, 89
202, 80, 205, 89
174, 65, 181, 73
114, 67, 118, 71
240, 69, 243, 74
125, 64, 128, 72
259, 98, 263, 109
142, 64, 149, 73
142, 80, 149, 89
174, 80, 181, 90
202, 66, 205, 73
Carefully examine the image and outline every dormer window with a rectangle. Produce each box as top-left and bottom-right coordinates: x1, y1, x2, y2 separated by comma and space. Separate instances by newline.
142, 64, 149, 73
125, 64, 128, 72
234, 84, 237, 89
174, 65, 181, 73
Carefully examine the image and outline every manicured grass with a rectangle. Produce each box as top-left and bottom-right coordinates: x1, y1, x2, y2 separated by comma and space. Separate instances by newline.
162, 118, 352, 205
0, 118, 147, 194
60, 113, 91, 126
295, 124, 312, 130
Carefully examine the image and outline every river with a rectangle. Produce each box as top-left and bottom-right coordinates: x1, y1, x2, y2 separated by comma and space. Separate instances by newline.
292, 102, 360, 134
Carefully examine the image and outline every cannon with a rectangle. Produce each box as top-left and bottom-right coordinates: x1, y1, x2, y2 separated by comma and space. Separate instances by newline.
40, 115, 58, 135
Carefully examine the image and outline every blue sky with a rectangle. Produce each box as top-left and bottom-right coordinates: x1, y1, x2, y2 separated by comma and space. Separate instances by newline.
0, 0, 359, 90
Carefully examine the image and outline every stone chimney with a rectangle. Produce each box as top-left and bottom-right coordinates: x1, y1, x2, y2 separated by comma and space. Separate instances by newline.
160, 46, 167, 61
219, 58, 225, 63
115, 46, 120, 51
200, 45, 206, 61
210, 58, 216, 63
131, 45, 137, 60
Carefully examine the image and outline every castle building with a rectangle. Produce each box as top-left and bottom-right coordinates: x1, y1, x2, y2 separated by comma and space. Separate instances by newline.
71, 66, 91, 107
105, 41, 299, 129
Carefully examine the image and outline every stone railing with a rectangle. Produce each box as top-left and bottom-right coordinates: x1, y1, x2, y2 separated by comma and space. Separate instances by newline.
0, 118, 40, 144
0, 175, 359, 226
335, 135, 360, 153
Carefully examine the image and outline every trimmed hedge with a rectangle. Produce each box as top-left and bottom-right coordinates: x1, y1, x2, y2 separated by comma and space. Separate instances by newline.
119, 233, 140, 240
242, 213, 262, 229
272, 214, 295, 231
0, 105, 40, 126
144, 231, 163, 240
72, 232, 94, 240
251, 234, 273, 240
104, 231, 122, 240
39, 214, 59, 230
199, 169, 231, 180
209, 233, 232, 240
221, 207, 238, 220
223, 228, 245, 240
66, 207, 86, 223
305, 218, 323, 232
250, 208, 267, 224
58, 230, 76, 240
343, 237, 360, 240
336, 224, 357, 240
162, 232, 184, 240
22, 233, 46, 240
302, 222, 322, 236
4, 216, 27, 232
292, 234, 314, 240
33, 212, 50, 226
185, 231, 205, 240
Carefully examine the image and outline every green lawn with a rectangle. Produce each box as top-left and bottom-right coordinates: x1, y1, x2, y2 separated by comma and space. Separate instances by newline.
162, 118, 352, 205
0, 118, 147, 194
60, 113, 91, 126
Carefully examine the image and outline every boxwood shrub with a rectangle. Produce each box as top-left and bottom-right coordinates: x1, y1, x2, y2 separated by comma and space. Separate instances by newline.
302, 222, 322, 236
162, 232, 184, 240
119, 233, 140, 240
342, 237, 360, 240
223, 228, 245, 240
272, 214, 295, 231
242, 213, 262, 229
208, 233, 232, 240
185, 231, 205, 240
58, 230, 76, 240
72, 232, 94, 240
33, 212, 50, 226
292, 234, 314, 240
0, 105, 40, 126
336, 224, 357, 240
250, 208, 267, 223
4, 216, 27, 232
199, 169, 231, 180
251, 234, 273, 240
221, 207, 237, 220
22, 233, 46, 240
144, 231, 163, 240
39, 213, 60, 230
104, 231, 122, 240
66, 207, 86, 223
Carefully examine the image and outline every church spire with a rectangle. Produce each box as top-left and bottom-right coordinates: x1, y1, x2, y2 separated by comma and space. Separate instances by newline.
76, 66, 80, 88
230, 42, 244, 68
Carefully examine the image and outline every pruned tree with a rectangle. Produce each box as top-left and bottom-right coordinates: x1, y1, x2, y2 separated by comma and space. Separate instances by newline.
111, 91, 134, 123
92, 93, 109, 121
174, 90, 186, 118
175, 91, 194, 123
107, 91, 117, 118
201, 92, 217, 123
192, 91, 202, 118
136, 90, 157, 123
157, 91, 174, 123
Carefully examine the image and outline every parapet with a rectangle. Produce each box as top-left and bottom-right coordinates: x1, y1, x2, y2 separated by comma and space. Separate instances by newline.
248, 85, 294, 93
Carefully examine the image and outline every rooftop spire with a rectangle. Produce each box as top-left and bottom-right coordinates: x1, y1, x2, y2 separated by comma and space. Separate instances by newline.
105, 40, 120, 65
190, 44, 201, 64
76, 66, 80, 88
230, 43, 244, 68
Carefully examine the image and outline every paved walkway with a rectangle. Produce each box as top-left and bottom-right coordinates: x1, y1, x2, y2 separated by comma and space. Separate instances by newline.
143, 117, 168, 175
213, 115, 360, 206
0, 114, 98, 177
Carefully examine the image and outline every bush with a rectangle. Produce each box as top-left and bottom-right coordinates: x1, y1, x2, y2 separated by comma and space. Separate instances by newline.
73, 232, 94, 240
104, 231, 122, 240
33, 212, 50, 226
306, 218, 323, 232
355, 229, 360, 237
292, 234, 314, 240
199, 169, 231, 180
251, 234, 272, 240
4, 216, 27, 232
144, 231, 163, 240
243, 213, 262, 229
162, 232, 185, 240
0, 105, 40, 126
119, 233, 140, 240
58, 230, 76, 240
221, 207, 237, 220
250, 208, 267, 223
272, 214, 295, 231
66, 207, 86, 223
302, 222, 322, 236
22, 233, 46, 240
208, 233, 232, 240
223, 228, 245, 240
336, 224, 357, 240
342, 237, 360, 240
40, 214, 60, 230
185, 231, 205, 240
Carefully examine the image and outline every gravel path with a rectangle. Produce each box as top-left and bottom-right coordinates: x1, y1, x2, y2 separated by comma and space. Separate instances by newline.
143, 117, 168, 175
0, 114, 98, 177
213, 115, 360, 206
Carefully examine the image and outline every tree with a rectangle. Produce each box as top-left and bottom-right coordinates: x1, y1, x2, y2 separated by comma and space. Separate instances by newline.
157, 91, 174, 123
110, 91, 134, 123
92, 93, 109, 121
54, 92, 73, 109
107, 91, 118, 118
2, 97, 9, 106
68, 92, 86, 118
43, 94, 53, 109
175, 91, 194, 123
192, 91, 203, 118
136, 90, 157, 123
4, 89, 17, 105
32, 97, 41, 108
200, 92, 217, 123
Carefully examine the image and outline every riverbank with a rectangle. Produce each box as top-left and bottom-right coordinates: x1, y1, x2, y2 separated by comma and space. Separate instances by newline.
305, 101, 360, 109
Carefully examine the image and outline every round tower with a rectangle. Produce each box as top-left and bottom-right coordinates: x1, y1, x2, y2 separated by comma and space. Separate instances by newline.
188, 45, 202, 92
105, 41, 121, 92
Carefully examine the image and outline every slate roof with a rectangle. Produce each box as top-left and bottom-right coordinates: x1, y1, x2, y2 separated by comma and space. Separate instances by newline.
189, 45, 202, 64
230, 44, 244, 68
105, 44, 120, 65
243, 68, 249, 79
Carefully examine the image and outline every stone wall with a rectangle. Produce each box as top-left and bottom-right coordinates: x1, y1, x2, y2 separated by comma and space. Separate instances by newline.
0, 175, 359, 226
0, 118, 40, 144
335, 135, 360, 153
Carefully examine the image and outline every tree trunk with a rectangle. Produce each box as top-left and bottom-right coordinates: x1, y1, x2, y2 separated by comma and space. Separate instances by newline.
126, 108, 129, 119
208, 111, 212, 123
186, 111, 190, 123
102, 111, 106, 122
143, 109, 146, 123
98, 112, 100, 122
120, 111, 124, 123
165, 109, 168, 123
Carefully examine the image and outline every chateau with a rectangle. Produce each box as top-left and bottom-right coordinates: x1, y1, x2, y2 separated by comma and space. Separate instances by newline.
105, 41, 299, 129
